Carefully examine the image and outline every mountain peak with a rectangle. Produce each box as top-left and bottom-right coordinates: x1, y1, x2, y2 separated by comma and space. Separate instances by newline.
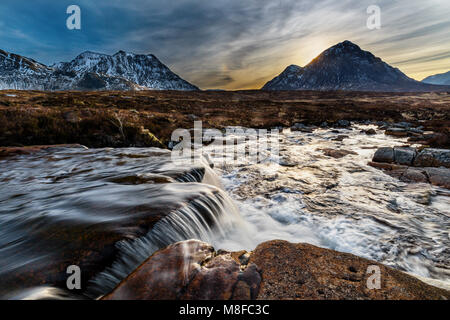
0, 49, 199, 91
262, 41, 449, 92
321, 40, 365, 58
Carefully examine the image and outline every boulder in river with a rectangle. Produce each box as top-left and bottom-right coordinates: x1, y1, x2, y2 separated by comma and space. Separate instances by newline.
413, 148, 450, 168
372, 147, 395, 163
393, 147, 417, 166
370, 147, 450, 189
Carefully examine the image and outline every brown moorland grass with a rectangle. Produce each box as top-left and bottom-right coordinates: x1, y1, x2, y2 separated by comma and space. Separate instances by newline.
0, 90, 449, 148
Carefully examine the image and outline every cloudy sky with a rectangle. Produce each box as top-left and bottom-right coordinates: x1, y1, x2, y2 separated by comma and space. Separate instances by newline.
0, 0, 449, 89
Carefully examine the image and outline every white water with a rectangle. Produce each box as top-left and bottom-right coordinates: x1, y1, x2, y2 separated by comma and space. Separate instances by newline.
1, 125, 449, 299
203, 125, 450, 288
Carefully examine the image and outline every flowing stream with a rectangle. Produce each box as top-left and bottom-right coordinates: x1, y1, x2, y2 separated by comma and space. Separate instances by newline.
0, 124, 449, 299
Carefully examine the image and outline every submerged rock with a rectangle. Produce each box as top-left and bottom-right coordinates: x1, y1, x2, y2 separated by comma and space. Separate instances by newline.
320, 148, 357, 159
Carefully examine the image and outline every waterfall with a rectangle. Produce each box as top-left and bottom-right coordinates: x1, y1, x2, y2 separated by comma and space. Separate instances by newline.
86, 185, 242, 299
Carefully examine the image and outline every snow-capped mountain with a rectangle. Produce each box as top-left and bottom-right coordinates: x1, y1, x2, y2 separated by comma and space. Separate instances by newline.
52, 51, 198, 90
0, 49, 198, 91
262, 41, 449, 92
422, 71, 450, 86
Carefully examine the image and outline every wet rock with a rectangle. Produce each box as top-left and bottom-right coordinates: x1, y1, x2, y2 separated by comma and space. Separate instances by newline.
291, 123, 315, 133
320, 148, 357, 159
393, 147, 417, 166
393, 122, 412, 129
0, 144, 87, 158
385, 127, 408, 137
363, 128, 376, 135
103, 240, 261, 300
104, 240, 449, 300
400, 168, 428, 184
249, 240, 450, 300
413, 148, 450, 168
332, 135, 349, 142
424, 167, 450, 189
368, 161, 407, 171
336, 120, 350, 128
372, 147, 394, 163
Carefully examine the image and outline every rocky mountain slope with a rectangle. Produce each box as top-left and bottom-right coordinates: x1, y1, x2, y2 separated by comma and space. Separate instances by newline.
0, 49, 198, 91
263, 41, 449, 92
422, 71, 450, 86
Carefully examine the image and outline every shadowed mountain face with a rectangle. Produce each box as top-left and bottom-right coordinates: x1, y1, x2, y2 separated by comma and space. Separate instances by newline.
422, 71, 450, 86
262, 41, 450, 92
0, 50, 198, 91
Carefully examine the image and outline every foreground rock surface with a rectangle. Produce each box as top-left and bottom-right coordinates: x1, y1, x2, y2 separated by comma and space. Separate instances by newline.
103, 240, 260, 300
103, 240, 449, 300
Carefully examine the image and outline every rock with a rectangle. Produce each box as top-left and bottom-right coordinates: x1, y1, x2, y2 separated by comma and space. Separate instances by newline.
364, 128, 376, 135
400, 168, 428, 184
408, 128, 424, 134
372, 147, 394, 163
103, 240, 261, 300
413, 148, 450, 168
368, 162, 407, 171
385, 127, 408, 137
393, 122, 412, 129
332, 135, 349, 141
249, 240, 450, 300
393, 147, 417, 166
424, 167, 450, 189
320, 121, 328, 128
0, 144, 87, 158
321, 148, 357, 159
336, 120, 350, 128
103, 240, 449, 300
291, 123, 315, 133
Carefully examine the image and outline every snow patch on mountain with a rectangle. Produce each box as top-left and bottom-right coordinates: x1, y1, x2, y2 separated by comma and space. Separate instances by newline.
0, 49, 198, 91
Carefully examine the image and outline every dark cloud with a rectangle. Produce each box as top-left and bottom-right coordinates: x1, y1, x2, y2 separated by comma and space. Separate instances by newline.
0, 0, 449, 89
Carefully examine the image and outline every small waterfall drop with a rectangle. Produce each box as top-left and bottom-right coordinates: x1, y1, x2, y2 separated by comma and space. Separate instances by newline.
86, 185, 244, 298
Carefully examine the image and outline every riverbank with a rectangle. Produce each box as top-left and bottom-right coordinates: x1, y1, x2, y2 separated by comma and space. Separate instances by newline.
1, 90, 449, 148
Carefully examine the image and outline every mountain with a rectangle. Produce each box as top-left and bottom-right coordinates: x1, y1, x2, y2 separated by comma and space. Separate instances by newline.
422, 71, 450, 86
0, 49, 198, 91
262, 41, 449, 92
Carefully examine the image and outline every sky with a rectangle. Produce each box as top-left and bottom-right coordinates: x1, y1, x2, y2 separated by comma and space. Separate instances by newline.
0, 0, 449, 90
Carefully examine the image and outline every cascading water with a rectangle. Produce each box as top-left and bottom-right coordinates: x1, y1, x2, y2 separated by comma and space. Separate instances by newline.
0, 147, 244, 299
86, 187, 243, 298
0, 124, 449, 299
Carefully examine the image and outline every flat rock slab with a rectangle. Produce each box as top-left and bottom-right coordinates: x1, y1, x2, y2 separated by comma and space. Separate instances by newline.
320, 148, 357, 159
103, 240, 449, 300
250, 240, 449, 300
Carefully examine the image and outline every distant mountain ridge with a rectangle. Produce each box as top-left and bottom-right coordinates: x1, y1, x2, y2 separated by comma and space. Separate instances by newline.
0, 49, 198, 91
422, 71, 450, 86
262, 41, 449, 92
